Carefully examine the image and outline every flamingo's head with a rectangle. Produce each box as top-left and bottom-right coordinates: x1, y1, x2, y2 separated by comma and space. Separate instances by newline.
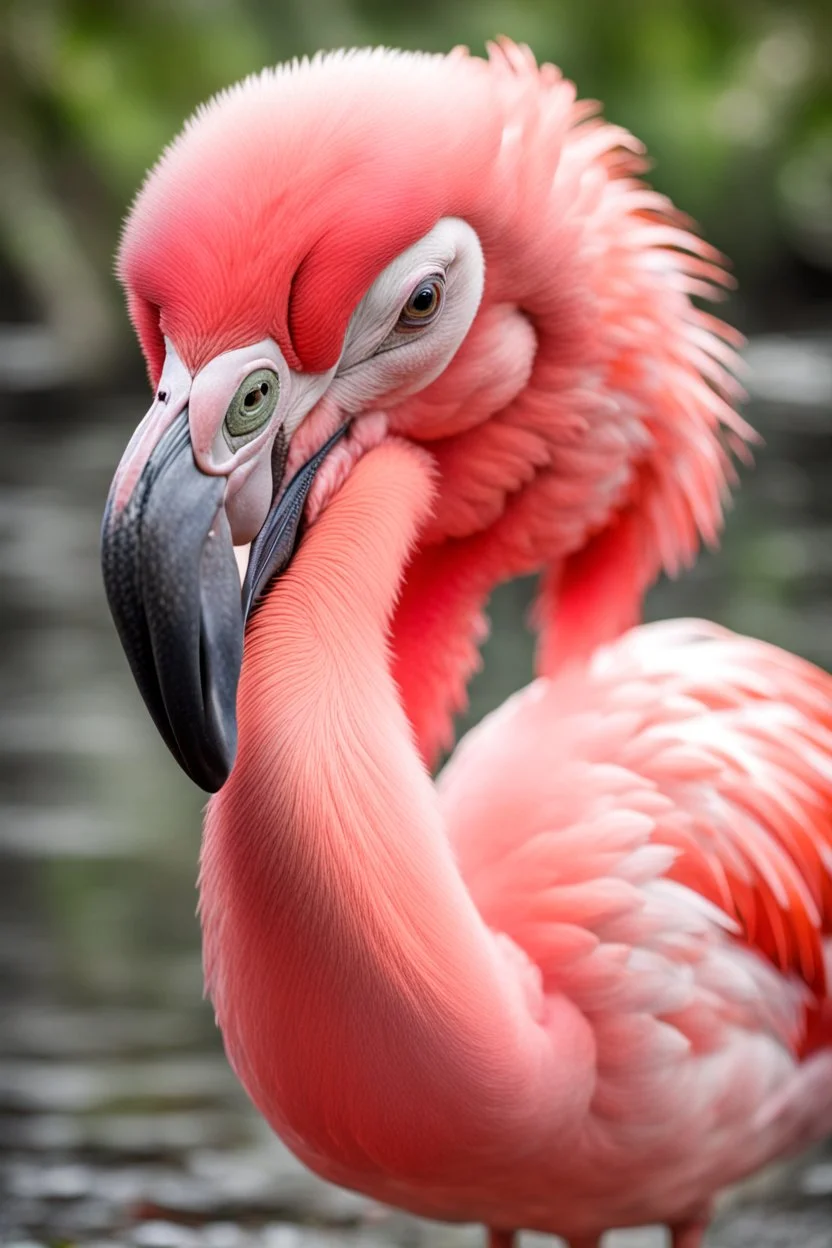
102, 44, 746, 790
102, 50, 504, 789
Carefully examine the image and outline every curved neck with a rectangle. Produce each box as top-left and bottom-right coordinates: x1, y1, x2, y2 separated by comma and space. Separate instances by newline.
200, 443, 546, 1187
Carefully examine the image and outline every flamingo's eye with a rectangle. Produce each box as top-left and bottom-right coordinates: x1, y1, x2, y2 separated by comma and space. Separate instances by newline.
396, 275, 445, 331
224, 368, 280, 446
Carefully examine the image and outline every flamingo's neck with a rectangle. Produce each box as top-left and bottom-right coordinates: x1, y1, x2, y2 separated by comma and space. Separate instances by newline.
199, 443, 548, 1189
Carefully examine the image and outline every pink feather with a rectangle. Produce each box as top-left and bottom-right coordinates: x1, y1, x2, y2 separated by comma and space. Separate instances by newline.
198, 444, 832, 1247
115, 40, 832, 1248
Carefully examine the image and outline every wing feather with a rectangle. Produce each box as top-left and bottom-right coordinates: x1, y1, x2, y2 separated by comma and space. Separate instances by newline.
439, 621, 832, 1030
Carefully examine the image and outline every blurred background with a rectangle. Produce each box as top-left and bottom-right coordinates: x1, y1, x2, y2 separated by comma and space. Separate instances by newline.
1, 1, 831, 1245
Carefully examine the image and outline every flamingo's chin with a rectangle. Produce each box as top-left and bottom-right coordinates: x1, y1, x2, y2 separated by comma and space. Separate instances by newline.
234, 543, 250, 586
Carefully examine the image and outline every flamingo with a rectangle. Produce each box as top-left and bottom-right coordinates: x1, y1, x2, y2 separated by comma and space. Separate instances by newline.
101, 42, 832, 1248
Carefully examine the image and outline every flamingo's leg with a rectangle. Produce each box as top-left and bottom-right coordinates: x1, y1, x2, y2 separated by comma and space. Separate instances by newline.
487, 1230, 604, 1248
671, 1213, 711, 1248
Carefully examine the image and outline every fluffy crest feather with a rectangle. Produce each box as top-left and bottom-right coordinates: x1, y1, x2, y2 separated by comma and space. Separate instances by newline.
118, 45, 502, 378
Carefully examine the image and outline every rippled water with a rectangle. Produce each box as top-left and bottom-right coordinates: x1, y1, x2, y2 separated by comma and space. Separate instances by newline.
1, 334, 831, 1246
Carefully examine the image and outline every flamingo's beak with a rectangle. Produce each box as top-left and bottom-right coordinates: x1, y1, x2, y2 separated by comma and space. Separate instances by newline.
101, 408, 241, 792
101, 406, 346, 793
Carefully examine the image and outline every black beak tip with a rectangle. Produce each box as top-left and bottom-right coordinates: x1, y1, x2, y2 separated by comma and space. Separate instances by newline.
101, 410, 244, 794
185, 741, 235, 794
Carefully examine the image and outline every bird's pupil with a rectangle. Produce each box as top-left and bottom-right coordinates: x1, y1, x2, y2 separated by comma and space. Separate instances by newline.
396, 276, 444, 331
413, 287, 434, 311
244, 382, 268, 409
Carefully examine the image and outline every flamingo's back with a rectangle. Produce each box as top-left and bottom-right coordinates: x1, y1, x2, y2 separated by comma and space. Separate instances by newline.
438, 619, 832, 1227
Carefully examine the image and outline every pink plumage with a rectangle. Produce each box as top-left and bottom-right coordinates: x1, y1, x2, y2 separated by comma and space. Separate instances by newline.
119, 41, 751, 765
105, 39, 832, 1248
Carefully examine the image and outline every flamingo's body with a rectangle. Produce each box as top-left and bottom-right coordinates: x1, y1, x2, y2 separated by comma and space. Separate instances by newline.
102, 42, 832, 1248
